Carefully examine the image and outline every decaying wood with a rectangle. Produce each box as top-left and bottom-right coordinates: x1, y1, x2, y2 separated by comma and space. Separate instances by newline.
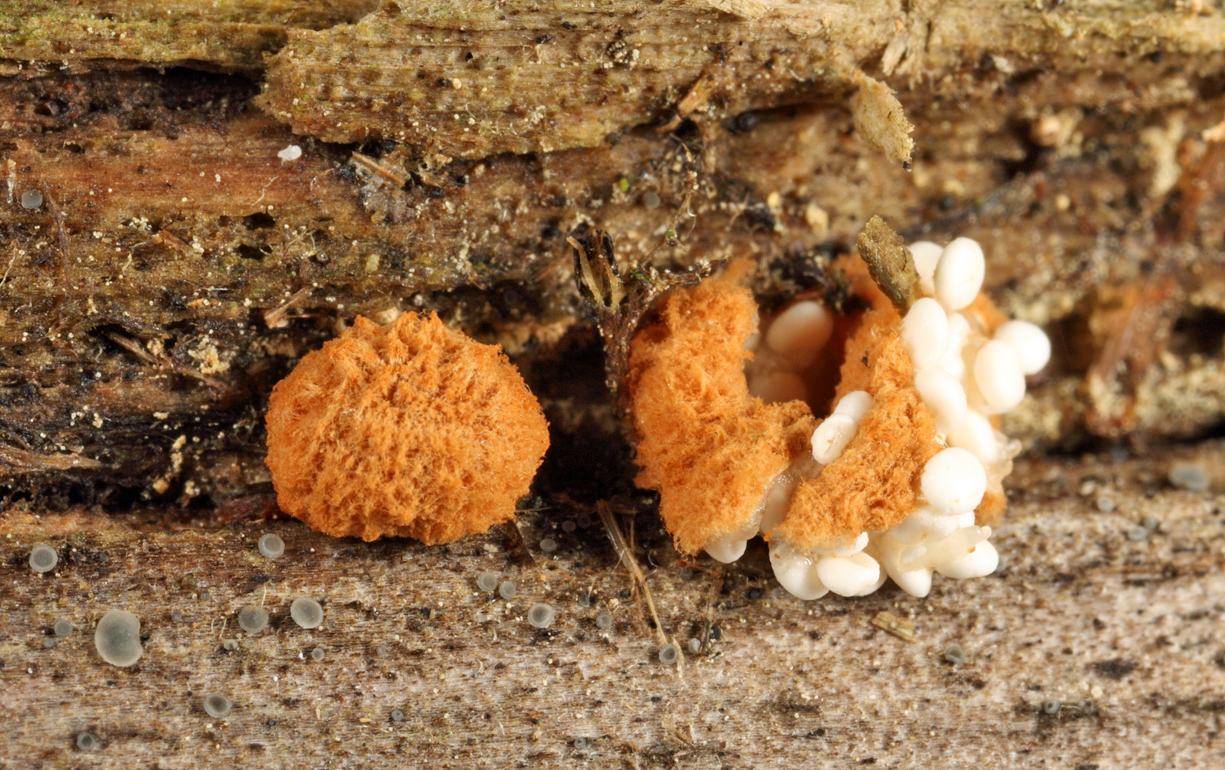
1, 443, 1223, 768
1, 2, 1225, 765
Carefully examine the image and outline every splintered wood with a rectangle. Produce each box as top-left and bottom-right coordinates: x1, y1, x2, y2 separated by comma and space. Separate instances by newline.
871, 611, 916, 642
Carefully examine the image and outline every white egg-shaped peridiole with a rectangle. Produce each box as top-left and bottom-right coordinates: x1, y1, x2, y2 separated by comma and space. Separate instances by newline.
921, 448, 987, 516
993, 320, 1051, 376
934, 238, 986, 311
901, 298, 950, 369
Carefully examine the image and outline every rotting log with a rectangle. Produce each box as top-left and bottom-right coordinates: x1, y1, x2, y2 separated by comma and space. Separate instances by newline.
1, 443, 1224, 768
1, 1, 1225, 765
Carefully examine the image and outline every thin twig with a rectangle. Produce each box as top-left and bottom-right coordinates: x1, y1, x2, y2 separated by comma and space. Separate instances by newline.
597, 501, 667, 647
105, 331, 226, 390
263, 286, 313, 329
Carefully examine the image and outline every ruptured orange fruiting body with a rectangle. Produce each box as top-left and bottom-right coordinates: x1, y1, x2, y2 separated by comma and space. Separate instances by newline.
628, 263, 817, 555
265, 312, 550, 543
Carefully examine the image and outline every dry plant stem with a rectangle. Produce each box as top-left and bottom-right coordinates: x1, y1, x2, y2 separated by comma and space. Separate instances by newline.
1177, 132, 1225, 243
569, 218, 717, 433
104, 331, 226, 390
349, 151, 408, 188
262, 286, 313, 329
597, 501, 668, 649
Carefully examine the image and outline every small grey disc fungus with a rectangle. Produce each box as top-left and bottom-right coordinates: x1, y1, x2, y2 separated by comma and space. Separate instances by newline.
75, 731, 97, 751
595, 612, 613, 630
290, 597, 323, 629
258, 533, 285, 558
944, 643, 967, 666
527, 603, 555, 629
94, 609, 142, 667
43, 638, 56, 649
53, 618, 74, 638
390, 709, 405, 722
29, 544, 58, 573
1169, 462, 1210, 492
20, 189, 43, 210
561, 520, 577, 534
237, 605, 269, 634
658, 643, 680, 665
539, 537, 558, 553
1126, 524, 1149, 542
498, 581, 517, 600
1041, 699, 1061, 716
310, 647, 324, 661
203, 693, 232, 719
476, 571, 498, 592
1095, 495, 1116, 513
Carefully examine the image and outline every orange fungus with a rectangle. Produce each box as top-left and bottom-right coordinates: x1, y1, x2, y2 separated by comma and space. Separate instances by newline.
265, 312, 550, 543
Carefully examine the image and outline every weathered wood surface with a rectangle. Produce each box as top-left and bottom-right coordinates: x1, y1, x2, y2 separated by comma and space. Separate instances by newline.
1, 1, 1225, 501
2, 442, 1223, 769
2, 2, 1225, 767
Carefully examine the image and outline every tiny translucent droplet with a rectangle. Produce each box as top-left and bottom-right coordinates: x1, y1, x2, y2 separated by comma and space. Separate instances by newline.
29, 544, 57, 573
20, 189, 43, 209
310, 647, 325, 661
498, 581, 517, 600
75, 732, 96, 751
658, 643, 680, 665
476, 571, 498, 592
258, 533, 285, 558
1126, 525, 1148, 542
94, 609, 142, 667
1169, 462, 1210, 492
1094, 495, 1115, 513
944, 643, 966, 665
595, 612, 613, 629
237, 605, 269, 634
43, 638, 56, 649
527, 603, 554, 629
539, 537, 558, 553
203, 692, 232, 718
53, 618, 73, 638
290, 597, 323, 629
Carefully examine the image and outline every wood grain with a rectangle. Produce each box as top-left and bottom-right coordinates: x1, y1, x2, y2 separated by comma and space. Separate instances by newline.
1, 443, 1223, 768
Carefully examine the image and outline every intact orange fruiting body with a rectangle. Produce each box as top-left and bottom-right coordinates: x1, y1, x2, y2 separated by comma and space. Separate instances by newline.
265, 312, 550, 543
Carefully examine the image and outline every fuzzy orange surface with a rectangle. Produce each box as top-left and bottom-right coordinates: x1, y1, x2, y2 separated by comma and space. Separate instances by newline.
628, 265, 817, 555
776, 301, 944, 550
264, 313, 550, 543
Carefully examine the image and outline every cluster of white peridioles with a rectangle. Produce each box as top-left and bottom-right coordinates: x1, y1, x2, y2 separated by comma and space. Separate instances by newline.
723, 237, 1050, 600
